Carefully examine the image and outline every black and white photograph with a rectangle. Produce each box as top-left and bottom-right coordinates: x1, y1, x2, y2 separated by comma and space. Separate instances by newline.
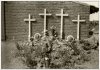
1, 1, 99, 69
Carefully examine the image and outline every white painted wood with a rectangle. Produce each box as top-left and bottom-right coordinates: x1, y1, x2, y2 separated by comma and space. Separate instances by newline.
56, 9, 69, 39
72, 14, 85, 40
24, 14, 36, 41
39, 9, 52, 36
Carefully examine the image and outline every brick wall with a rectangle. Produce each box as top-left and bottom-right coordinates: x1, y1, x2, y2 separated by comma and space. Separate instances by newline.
4, 1, 90, 41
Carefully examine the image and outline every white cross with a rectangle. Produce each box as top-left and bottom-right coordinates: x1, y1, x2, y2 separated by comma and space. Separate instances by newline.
24, 14, 36, 41
72, 14, 85, 40
39, 9, 52, 36
56, 9, 69, 39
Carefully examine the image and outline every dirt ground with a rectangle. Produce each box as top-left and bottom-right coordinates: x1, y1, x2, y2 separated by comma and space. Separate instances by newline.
1, 41, 29, 69
74, 49, 99, 69
1, 41, 99, 69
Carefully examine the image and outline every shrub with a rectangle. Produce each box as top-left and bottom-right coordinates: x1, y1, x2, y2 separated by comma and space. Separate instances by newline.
50, 42, 75, 68
15, 36, 97, 69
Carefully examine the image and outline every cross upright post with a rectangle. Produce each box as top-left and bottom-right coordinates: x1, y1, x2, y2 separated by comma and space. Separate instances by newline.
39, 9, 52, 36
24, 14, 36, 41
72, 14, 85, 40
56, 9, 69, 39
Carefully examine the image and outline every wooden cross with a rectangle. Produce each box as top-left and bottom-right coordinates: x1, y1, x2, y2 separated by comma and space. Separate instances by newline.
72, 14, 85, 40
39, 9, 52, 36
24, 14, 36, 41
56, 9, 69, 39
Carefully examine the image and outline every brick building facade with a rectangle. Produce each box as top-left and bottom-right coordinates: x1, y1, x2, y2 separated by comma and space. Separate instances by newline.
2, 1, 90, 41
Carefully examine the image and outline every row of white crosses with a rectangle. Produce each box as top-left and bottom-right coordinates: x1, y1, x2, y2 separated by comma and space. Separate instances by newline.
24, 9, 85, 41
